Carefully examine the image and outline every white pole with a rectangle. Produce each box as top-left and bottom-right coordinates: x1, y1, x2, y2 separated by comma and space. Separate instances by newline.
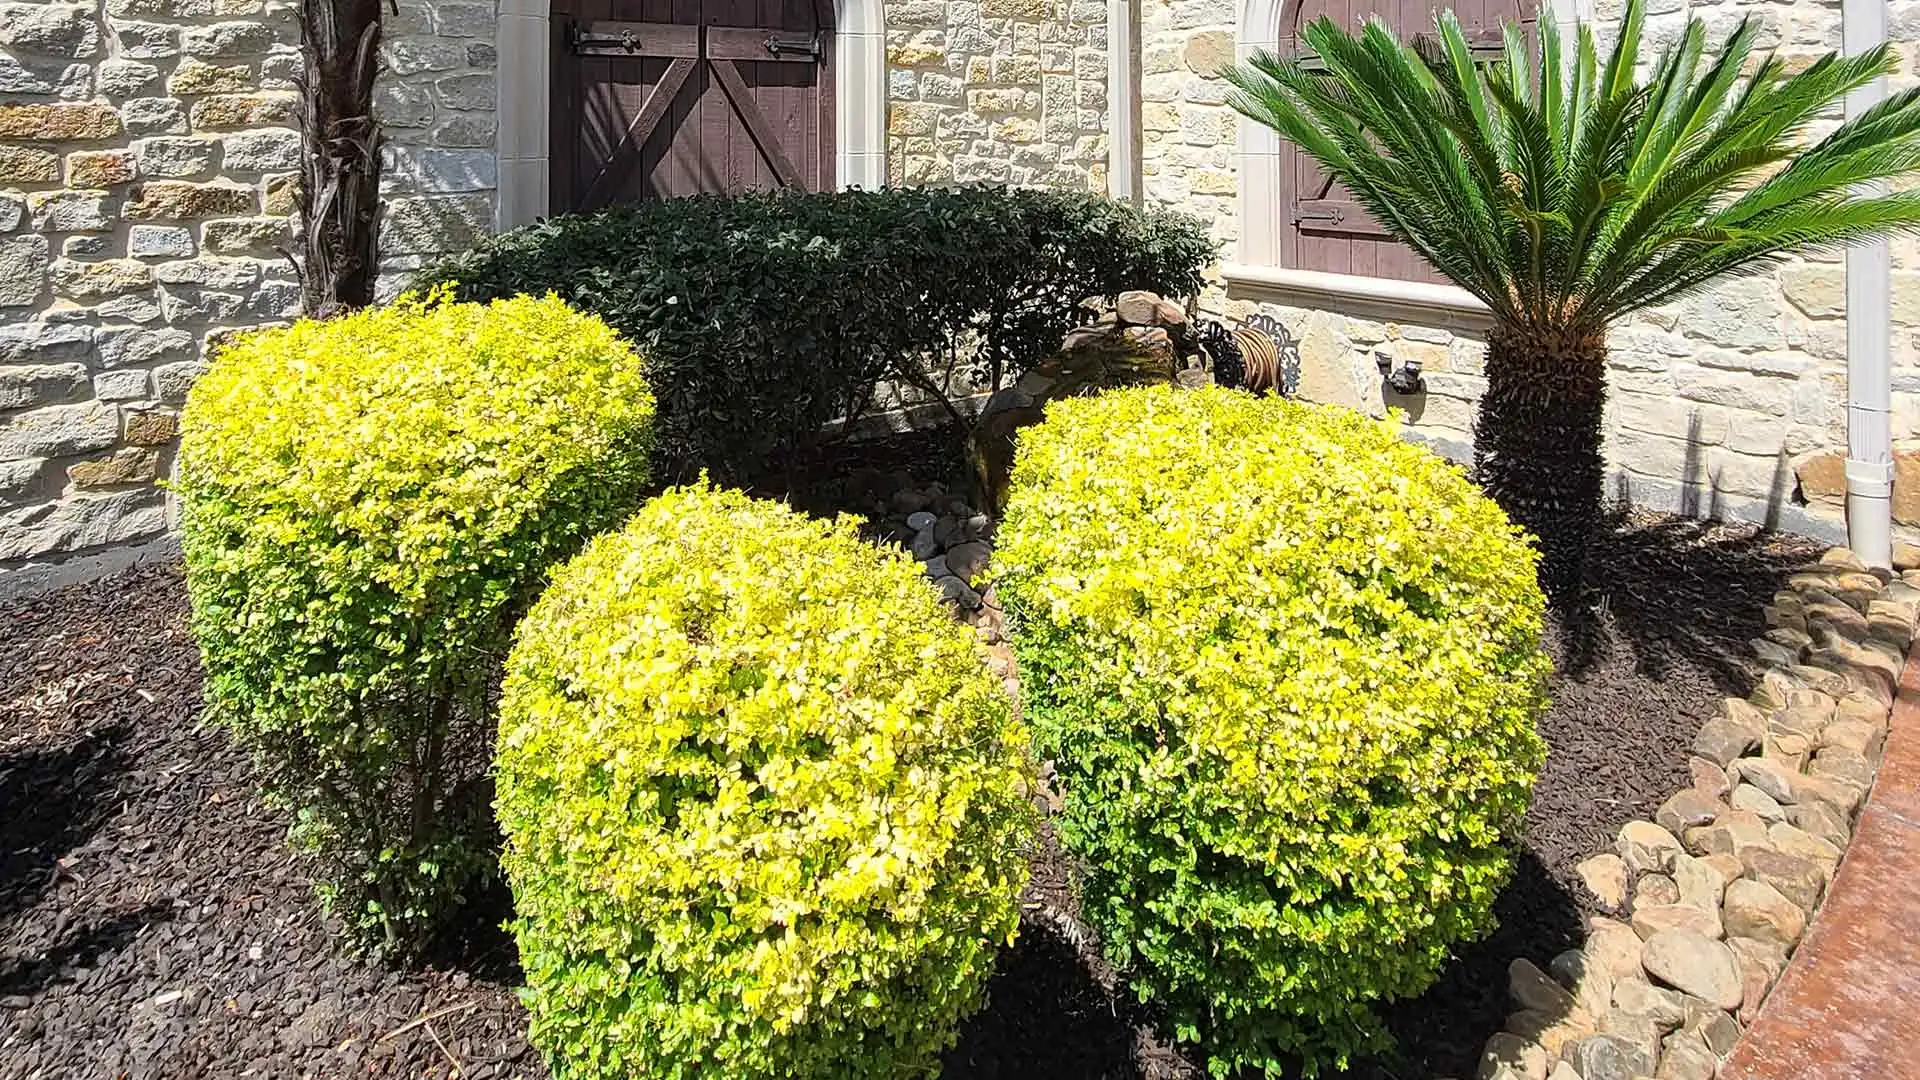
1106, 0, 1141, 204
1842, 0, 1893, 568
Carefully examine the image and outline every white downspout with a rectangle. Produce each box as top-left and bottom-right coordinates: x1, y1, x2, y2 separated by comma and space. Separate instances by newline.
1843, 0, 1893, 568
1106, 0, 1141, 204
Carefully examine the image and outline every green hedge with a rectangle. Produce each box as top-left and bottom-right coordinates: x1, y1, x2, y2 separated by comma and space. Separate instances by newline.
994, 385, 1550, 1076
176, 292, 655, 953
418, 187, 1214, 480
496, 482, 1037, 1080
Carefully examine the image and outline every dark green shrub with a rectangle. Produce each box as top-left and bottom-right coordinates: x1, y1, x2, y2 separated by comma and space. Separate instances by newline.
995, 385, 1551, 1076
176, 293, 655, 953
497, 482, 1035, 1079
417, 186, 1213, 480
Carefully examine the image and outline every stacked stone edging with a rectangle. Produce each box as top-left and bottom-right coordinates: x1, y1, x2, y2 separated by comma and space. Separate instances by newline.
1476, 550, 1917, 1080
1715, 646, 1920, 1080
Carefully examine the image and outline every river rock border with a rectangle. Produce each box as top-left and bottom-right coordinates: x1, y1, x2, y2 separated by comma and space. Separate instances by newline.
1477, 549, 1918, 1080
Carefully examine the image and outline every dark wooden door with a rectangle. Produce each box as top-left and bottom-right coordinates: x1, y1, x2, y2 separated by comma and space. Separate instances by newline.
1281, 0, 1530, 282
550, 0, 833, 212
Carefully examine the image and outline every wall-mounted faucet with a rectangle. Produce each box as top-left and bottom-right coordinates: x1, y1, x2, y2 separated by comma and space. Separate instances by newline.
1375, 350, 1425, 395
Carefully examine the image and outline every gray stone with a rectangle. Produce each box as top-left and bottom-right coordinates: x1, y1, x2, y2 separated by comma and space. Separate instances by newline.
137, 137, 218, 179
1732, 758, 1799, 805
97, 326, 192, 368
375, 82, 436, 128
61, 235, 110, 258
97, 58, 160, 97
0, 193, 22, 231
1655, 1037, 1717, 1080
430, 113, 494, 148
1731, 782, 1786, 821
383, 146, 496, 193
128, 225, 193, 258
945, 540, 992, 583
1561, 1032, 1652, 1080
0, 489, 167, 562
1693, 715, 1762, 766
933, 574, 982, 609
906, 510, 937, 531
0, 4, 102, 58
180, 21, 276, 57
1509, 958, 1577, 1016
1640, 931, 1741, 1010
379, 194, 492, 255
918, 554, 949, 579
92, 369, 150, 401
0, 54, 89, 97
119, 96, 188, 135
1480, 1033, 1547, 1080
1610, 976, 1687, 1030
0, 235, 50, 306
153, 256, 260, 289
381, 39, 464, 75
153, 360, 205, 403
0, 402, 119, 459
0, 321, 91, 362
432, 1, 495, 36
221, 129, 301, 172
0, 365, 88, 410
27, 191, 110, 233
115, 21, 177, 59
160, 286, 245, 323
434, 72, 495, 110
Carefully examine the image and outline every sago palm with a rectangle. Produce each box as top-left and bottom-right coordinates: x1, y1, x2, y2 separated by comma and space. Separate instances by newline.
1222, 0, 1920, 597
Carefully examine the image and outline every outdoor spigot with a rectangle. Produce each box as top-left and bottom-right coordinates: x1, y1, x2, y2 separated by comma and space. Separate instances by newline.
1376, 350, 1424, 395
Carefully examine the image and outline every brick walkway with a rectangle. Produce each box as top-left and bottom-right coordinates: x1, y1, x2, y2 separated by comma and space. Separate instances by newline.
1720, 644, 1920, 1080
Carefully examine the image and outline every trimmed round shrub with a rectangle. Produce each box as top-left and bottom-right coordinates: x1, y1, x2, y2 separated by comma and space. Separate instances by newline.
177, 291, 655, 953
496, 482, 1036, 1080
994, 385, 1550, 1076
419, 186, 1215, 480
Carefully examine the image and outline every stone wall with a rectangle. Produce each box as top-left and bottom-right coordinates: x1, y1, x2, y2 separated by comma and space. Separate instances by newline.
1, 0, 304, 593
887, 0, 1109, 189
372, 0, 498, 297
1144, 0, 1920, 546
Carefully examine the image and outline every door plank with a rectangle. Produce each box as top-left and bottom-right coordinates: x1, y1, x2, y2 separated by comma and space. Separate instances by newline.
578, 55, 696, 207
710, 58, 804, 186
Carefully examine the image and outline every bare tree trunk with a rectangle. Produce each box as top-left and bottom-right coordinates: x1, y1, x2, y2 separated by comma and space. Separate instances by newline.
294, 0, 383, 317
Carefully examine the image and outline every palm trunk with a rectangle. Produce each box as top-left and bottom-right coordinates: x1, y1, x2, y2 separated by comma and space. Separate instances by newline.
1472, 322, 1608, 602
294, 0, 383, 317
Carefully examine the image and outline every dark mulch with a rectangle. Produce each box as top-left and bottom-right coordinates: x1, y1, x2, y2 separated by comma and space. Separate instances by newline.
0, 510, 1818, 1080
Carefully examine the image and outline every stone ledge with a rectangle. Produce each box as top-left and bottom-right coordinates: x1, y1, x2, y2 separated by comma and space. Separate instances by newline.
1718, 644, 1920, 1080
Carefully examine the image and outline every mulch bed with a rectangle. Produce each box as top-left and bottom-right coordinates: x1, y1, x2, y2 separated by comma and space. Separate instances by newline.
0, 513, 1818, 1080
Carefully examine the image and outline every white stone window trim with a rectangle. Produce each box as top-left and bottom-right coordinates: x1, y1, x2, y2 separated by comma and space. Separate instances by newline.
494, 0, 887, 231
1220, 0, 1582, 320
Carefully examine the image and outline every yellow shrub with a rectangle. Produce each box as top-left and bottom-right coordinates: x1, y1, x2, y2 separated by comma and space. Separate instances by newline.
176, 291, 655, 952
994, 385, 1549, 1076
496, 482, 1037, 1080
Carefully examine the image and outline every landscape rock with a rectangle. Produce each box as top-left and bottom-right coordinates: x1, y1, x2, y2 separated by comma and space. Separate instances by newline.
1655, 789, 1720, 837
1730, 782, 1786, 822
1687, 757, 1731, 801
1721, 878, 1806, 948
1671, 854, 1727, 911
1739, 847, 1826, 911
1480, 1033, 1548, 1080
1610, 976, 1687, 1030
1616, 820, 1683, 874
1631, 902, 1721, 941
1561, 1032, 1654, 1080
1575, 853, 1628, 909
1640, 931, 1742, 1010
1633, 874, 1680, 908
1585, 918, 1647, 983
1510, 958, 1578, 1016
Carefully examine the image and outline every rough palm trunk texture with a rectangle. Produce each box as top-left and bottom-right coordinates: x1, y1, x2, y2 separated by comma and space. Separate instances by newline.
1473, 323, 1608, 600
296, 0, 382, 316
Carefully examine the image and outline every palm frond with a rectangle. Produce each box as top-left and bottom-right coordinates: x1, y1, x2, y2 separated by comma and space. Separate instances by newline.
1218, 0, 1920, 333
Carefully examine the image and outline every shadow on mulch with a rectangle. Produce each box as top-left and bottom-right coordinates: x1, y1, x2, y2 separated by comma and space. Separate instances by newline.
0, 723, 136, 921
0, 499, 1822, 1080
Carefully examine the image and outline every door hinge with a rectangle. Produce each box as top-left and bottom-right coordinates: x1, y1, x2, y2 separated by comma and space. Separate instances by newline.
763, 31, 822, 59
1292, 204, 1344, 226
569, 22, 642, 53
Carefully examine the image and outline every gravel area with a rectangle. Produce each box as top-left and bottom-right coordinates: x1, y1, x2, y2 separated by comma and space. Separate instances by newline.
0, 509, 1819, 1080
